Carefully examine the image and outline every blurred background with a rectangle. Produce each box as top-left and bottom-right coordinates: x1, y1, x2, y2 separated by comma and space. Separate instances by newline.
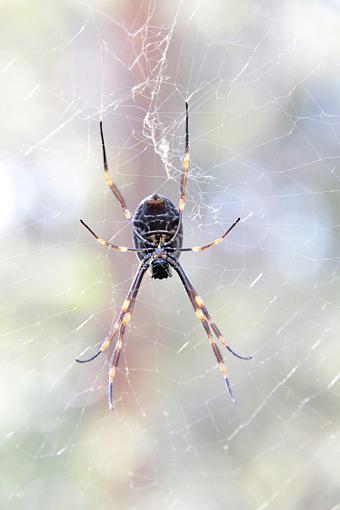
1, 1, 340, 509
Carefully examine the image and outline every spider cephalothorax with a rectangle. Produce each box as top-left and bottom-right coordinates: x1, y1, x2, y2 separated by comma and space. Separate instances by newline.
77, 102, 251, 410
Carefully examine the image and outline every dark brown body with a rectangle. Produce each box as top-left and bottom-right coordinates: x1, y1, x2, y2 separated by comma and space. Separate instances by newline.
132, 194, 183, 279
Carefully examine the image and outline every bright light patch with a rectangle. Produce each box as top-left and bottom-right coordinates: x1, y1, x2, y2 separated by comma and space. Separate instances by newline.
0, 172, 16, 233
267, 208, 331, 280
287, 2, 340, 60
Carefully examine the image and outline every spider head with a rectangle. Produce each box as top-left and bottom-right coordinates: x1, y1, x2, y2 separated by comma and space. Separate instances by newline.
151, 259, 172, 279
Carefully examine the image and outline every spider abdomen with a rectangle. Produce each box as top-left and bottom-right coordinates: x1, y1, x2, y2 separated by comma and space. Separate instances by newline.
132, 194, 183, 262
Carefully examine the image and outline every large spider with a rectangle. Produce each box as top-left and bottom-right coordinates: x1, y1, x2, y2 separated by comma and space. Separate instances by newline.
76, 102, 251, 409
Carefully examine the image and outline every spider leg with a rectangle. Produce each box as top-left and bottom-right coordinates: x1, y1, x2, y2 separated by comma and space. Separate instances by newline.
175, 217, 241, 252
100, 121, 132, 220
107, 322, 127, 410
80, 219, 152, 253
100, 123, 155, 249
168, 258, 237, 402
163, 102, 190, 248
106, 260, 150, 410
178, 101, 189, 214
168, 256, 251, 361
75, 259, 150, 364
190, 292, 251, 360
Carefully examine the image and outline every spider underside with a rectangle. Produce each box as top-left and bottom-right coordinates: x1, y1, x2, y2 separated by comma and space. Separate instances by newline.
76, 102, 252, 410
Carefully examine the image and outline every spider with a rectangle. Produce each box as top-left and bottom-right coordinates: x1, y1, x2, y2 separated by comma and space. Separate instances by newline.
76, 102, 251, 409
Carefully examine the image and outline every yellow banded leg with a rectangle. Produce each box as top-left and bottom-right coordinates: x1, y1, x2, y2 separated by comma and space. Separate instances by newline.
193, 293, 251, 360
190, 284, 252, 360
178, 102, 190, 214
104, 172, 131, 220
76, 262, 148, 364
80, 219, 144, 253
169, 259, 249, 402
190, 218, 241, 252
80, 219, 143, 253
76, 295, 133, 364
197, 308, 236, 402
97, 238, 129, 252
100, 263, 146, 360
100, 121, 131, 220
108, 323, 127, 410
99, 305, 131, 355
179, 151, 190, 213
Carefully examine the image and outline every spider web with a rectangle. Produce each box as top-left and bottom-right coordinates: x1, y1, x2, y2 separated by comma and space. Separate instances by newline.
1, 1, 340, 509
